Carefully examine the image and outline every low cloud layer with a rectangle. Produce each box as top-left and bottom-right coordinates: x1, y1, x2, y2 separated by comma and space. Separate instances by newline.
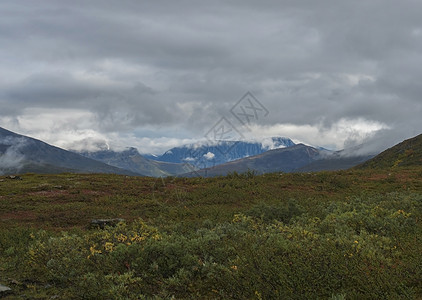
1, 1, 421, 154
0, 136, 27, 173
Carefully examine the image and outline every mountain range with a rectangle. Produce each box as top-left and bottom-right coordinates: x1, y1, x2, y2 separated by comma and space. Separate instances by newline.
4, 126, 416, 177
144, 137, 296, 168
76, 137, 297, 176
181, 143, 376, 177
183, 143, 321, 177
78, 147, 195, 177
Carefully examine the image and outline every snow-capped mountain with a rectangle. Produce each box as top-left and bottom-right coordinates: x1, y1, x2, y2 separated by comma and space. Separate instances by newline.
145, 137, 296, 169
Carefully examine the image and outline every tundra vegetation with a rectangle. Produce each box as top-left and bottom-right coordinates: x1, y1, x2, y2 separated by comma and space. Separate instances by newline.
0, 167, 421, 299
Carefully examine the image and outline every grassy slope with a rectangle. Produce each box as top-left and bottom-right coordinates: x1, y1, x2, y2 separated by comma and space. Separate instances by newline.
357, 133, 422, 169
0, 167, 421, 298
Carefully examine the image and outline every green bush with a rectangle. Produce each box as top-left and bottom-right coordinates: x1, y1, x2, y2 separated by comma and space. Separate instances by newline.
246, 199, 304, 223
1, 175, 420, 299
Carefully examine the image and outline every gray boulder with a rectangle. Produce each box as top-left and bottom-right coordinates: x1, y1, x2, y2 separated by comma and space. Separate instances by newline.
0, 284, 12, 296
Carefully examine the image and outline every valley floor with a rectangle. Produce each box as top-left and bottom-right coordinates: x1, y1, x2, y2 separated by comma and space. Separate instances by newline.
1, 168, 421, 299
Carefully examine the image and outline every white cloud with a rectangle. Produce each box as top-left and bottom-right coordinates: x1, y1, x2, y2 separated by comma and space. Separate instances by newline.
260, 138, 287, 150
246, 118, 390, 150
203, 152, 215, 160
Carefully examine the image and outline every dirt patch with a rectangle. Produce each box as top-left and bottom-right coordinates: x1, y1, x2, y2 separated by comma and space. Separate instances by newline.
366, 173, 389, 180
0, 210, 37, 221
394, 172, 415, 183
28, 190, 70, 197
81, 189, 108, 196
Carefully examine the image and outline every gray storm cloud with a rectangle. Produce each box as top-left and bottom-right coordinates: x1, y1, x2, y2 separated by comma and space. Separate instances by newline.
0, 0, 421, 153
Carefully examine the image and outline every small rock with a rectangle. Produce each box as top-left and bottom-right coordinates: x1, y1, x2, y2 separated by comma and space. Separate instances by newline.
0, 284, 12, 295
6, 175, 22, 180
8, 278, 21, 285
90, 218, 125, 229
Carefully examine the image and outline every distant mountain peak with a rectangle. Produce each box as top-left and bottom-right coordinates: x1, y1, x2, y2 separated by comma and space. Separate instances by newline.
77, 147, 195, 177
147, 137, 296, 169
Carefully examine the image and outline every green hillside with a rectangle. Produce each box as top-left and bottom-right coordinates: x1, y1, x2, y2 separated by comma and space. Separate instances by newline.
357, 133, 422, 169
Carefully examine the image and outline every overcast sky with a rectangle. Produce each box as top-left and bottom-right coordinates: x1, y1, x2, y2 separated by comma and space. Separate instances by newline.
1, 0, 421, 154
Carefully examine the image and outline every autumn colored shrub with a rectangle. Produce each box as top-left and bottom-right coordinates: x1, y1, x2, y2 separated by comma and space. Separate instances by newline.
0, 171, 421, 298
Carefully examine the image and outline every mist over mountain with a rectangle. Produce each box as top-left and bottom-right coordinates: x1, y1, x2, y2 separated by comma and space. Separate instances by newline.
357, 133, 422, 169
1, 126, 404, 177
0, 127, 138, 176
181, 141, 380, 177
145, 137, 296, 169
296, 151, 375, 173
78, 147, 195, 177
183, 144, 322, 177
0, 133, 27, 173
